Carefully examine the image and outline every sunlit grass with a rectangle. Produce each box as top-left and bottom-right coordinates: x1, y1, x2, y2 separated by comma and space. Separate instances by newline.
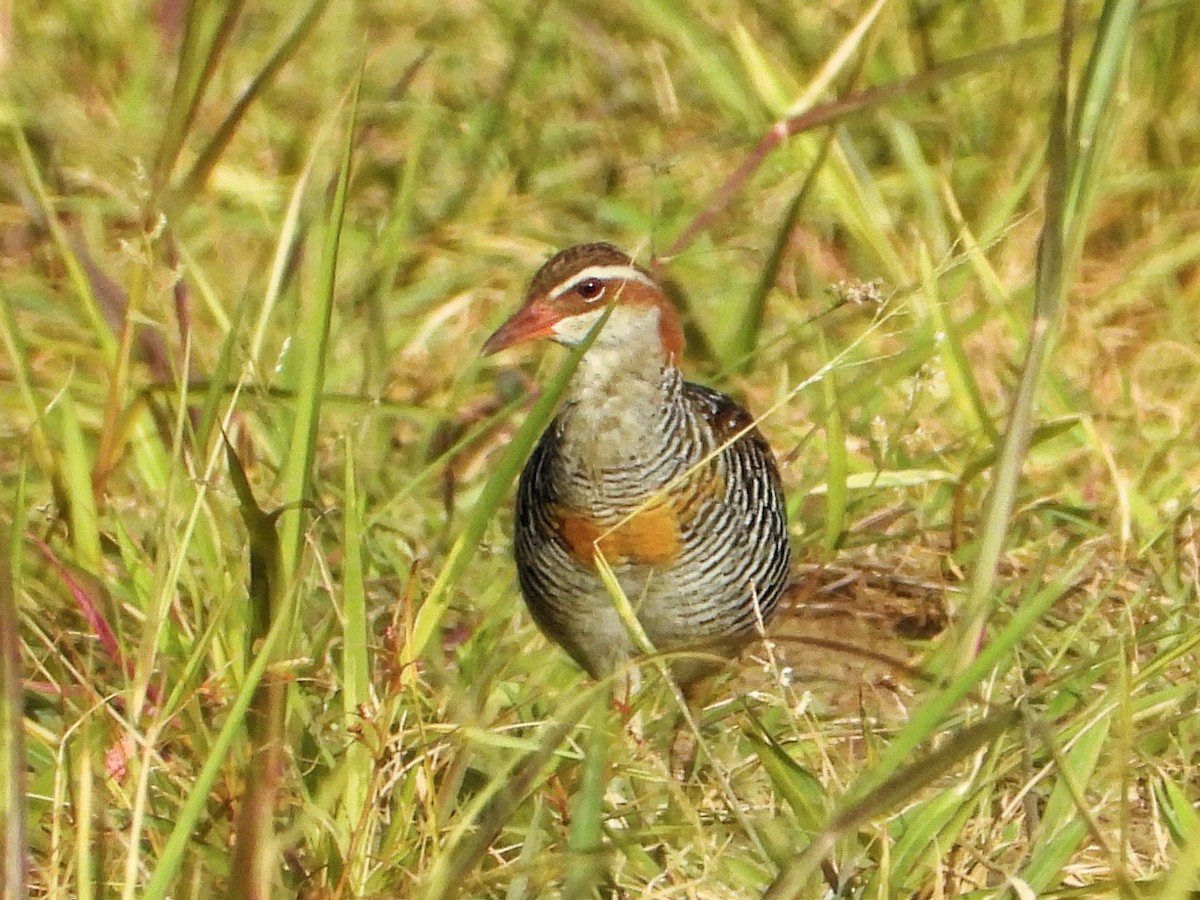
2, 1, 1199, 897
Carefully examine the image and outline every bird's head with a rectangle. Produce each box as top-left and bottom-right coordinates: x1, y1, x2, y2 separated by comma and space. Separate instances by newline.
482, 243, 684, 362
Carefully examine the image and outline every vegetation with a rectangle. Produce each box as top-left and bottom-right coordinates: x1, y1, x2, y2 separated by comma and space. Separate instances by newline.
2, 0, 1199, 896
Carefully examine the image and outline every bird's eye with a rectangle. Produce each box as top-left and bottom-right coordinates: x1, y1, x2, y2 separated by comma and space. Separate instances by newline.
575, 279, 604, 301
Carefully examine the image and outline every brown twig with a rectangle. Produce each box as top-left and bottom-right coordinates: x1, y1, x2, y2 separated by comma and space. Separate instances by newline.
664, 27, 1071, 259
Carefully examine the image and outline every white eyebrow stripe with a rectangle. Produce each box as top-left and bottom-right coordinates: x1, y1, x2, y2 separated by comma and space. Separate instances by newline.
549, 264, 656, 300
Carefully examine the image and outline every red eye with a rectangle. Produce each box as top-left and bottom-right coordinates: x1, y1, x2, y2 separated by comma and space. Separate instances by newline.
575, 279, 604, 301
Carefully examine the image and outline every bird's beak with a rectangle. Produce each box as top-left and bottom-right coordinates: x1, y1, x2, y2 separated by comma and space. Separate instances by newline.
482, 301, 559, 356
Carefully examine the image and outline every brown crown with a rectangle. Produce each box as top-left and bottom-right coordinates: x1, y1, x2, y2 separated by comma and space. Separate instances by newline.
527, 243, 655, 299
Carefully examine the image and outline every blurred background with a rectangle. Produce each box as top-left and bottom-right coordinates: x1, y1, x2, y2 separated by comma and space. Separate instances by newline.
2, 1, 1199, 897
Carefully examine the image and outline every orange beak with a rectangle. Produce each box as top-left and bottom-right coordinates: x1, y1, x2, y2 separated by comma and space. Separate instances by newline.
482, 301, 559, 356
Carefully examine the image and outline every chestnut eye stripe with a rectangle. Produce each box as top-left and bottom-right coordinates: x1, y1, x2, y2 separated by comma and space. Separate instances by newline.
548, 265, 656, 302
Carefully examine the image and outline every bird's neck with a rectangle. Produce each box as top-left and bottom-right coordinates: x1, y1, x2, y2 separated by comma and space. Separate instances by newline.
557, 340, 680, 465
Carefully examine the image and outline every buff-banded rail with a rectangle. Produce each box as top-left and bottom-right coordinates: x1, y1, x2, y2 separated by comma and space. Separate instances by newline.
483, 243, 792, 721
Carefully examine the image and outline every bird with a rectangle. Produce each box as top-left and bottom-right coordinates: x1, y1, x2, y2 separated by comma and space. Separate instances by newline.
483, 242, 792, 700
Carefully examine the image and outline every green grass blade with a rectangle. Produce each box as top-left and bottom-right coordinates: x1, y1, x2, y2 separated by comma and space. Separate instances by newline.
1065, 0, 1141, 239
57, 394, 101, 572
917, 240, 998, 443
729, 139, 830, 373
224, 434, 287, 898
173, 0, 332, 205
339, 433, 372, 891
8, 124, 117, 365
0, 285, 57, 486
746, 731, 827, 833
563, 704, 615, 898
0, 475, 28, 900
245, 147, 313, 372
149, 0, 247, 202
436, 0, 550, 224
73, 715, 96, 900
1020, 716, 1113, 893
278, 72, 361, 575
783, 0, 888, 118
884, 781, 980, 893
819, 334, 847, 557
402, 306, 612, 680
956, 5, 1077, 660
194, 286, 253, 455
503, 794, 548, 900
1158, 778, 1200, 900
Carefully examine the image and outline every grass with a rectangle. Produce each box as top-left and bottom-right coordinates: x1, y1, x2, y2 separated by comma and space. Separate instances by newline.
2, 0, 1200, 897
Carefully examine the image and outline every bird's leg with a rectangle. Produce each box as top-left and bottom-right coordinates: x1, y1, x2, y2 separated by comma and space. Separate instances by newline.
668, 676, 712, 780
613, 664, 644, 743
